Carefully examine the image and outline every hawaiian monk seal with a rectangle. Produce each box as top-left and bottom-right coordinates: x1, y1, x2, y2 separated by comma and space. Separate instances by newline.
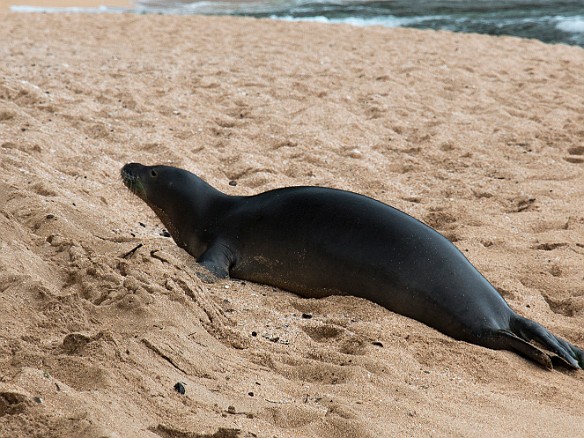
121, 162, 583, 370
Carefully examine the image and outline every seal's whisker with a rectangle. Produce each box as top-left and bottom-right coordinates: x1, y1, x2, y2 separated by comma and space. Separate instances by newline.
121, 168, 139, 195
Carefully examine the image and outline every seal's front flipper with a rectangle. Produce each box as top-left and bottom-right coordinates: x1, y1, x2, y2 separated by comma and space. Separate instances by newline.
194, 265, 223, 284
509, 315, 583, 370
196, 240, 234, 281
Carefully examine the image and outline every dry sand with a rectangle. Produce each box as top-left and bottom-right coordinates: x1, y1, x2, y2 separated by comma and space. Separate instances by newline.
0, 11, 583, 438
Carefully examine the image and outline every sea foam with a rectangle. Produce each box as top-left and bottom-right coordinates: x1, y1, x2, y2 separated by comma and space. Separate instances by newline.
556, 17, 584, 33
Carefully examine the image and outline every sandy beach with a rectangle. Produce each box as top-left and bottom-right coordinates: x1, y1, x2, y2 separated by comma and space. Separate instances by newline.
0, 1, 131, 11
1, 10, 583, 438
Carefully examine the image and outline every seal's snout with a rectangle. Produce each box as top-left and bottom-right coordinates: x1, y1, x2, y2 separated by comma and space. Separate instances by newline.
121, 162, 142, 178
121, 162, 145, 195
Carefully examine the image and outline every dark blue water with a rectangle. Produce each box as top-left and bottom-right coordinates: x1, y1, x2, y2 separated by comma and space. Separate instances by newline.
13, 1, 584, 47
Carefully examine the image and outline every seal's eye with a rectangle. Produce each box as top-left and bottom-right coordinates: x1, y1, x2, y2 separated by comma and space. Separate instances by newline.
150, 169, 158, 178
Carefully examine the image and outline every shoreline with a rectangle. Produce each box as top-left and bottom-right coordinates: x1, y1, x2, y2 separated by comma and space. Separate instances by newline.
3, 1, 583, 48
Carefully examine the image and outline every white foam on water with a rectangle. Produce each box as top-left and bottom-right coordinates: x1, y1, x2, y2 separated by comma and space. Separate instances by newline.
556, 16, 584, 33
273, 14, 440, 28
182, 1, 272, 14
139, 0, 301, 15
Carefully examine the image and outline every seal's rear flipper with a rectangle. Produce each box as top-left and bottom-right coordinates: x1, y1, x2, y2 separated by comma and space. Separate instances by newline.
494, 331, 553, 369
506, 315, 584, 370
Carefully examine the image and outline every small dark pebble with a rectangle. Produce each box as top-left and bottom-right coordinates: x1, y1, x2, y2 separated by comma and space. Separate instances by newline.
248, 392, 254, 397
33, 397, 43, 404
229, 180, 237, 186
46, 214, 55, 220
251, 331, 257, 337
174, 382, 186, 395
160, 229, 171, 237
139, 222, 146, 227
227, 405, 236, 414
301, 313, 313, 319
372, 341, 384, 347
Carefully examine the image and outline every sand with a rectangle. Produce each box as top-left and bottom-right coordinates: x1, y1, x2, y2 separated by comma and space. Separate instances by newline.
0, 0, 131, 11
0, 11, 583, 438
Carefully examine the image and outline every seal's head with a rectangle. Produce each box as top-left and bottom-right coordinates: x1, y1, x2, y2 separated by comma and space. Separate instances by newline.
121, 162, 206, 251
121, 162, 189, 205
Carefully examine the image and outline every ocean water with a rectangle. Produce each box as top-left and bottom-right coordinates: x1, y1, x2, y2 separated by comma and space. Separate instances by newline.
13, 0, 584, 47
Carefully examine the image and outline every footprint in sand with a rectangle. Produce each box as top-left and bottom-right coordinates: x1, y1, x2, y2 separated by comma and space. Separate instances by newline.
533, 242, 568, 251
423, 209, 457, 231
0, 390, 33, 416
564, 146, 584, 164
543, 294, 583, 318
301, 324, 345, 343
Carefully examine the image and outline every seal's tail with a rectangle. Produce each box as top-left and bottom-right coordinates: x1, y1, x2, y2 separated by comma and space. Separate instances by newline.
494, 315, 583, 370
